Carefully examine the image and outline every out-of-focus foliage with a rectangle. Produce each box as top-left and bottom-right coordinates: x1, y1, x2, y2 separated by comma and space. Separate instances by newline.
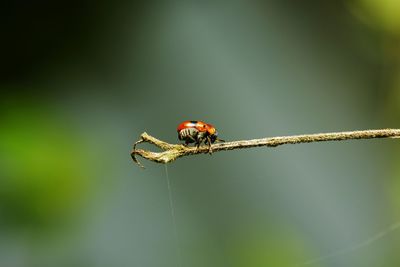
0, 100, 90, 230
349, 0, 400, 33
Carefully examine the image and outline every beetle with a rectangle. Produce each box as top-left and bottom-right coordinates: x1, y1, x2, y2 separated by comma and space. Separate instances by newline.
177, 120, 224, 152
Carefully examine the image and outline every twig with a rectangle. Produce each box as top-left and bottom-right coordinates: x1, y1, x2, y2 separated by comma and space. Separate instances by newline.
131, 129, 400, 168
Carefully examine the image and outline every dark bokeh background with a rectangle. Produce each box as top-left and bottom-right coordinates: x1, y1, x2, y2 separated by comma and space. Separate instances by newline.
2, 1, 400, 266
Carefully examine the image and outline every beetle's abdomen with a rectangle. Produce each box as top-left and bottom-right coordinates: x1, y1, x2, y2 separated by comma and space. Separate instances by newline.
178, 127, 198, 142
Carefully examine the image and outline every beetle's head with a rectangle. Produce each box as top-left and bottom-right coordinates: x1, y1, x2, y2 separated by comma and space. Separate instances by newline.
204, 124, 216, 134
209, 131, 218, 143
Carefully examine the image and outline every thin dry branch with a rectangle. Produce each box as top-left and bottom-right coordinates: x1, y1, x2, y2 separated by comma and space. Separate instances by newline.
131, 129, 400, 168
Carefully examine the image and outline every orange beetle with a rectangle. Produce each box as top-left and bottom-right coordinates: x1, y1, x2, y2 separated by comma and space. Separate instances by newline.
177, 120, 224, 150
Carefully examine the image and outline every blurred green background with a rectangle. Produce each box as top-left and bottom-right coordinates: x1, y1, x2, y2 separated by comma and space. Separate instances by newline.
2, 1, 400, 266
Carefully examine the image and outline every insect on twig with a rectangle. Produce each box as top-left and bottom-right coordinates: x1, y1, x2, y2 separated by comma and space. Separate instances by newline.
131, 128, 400, 168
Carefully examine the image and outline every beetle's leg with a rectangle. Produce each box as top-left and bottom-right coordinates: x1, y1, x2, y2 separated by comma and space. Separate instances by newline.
206, 136, 213, 154
187, 135, 196, 144
183, 131, 196, 146
196, 135, 207, 151
196, 140, 202, 150
194, 132, 204, 150
194, 135, 200, 149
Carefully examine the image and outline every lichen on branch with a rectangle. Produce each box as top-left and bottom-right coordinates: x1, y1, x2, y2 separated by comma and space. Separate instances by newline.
131, 129, 400, 168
